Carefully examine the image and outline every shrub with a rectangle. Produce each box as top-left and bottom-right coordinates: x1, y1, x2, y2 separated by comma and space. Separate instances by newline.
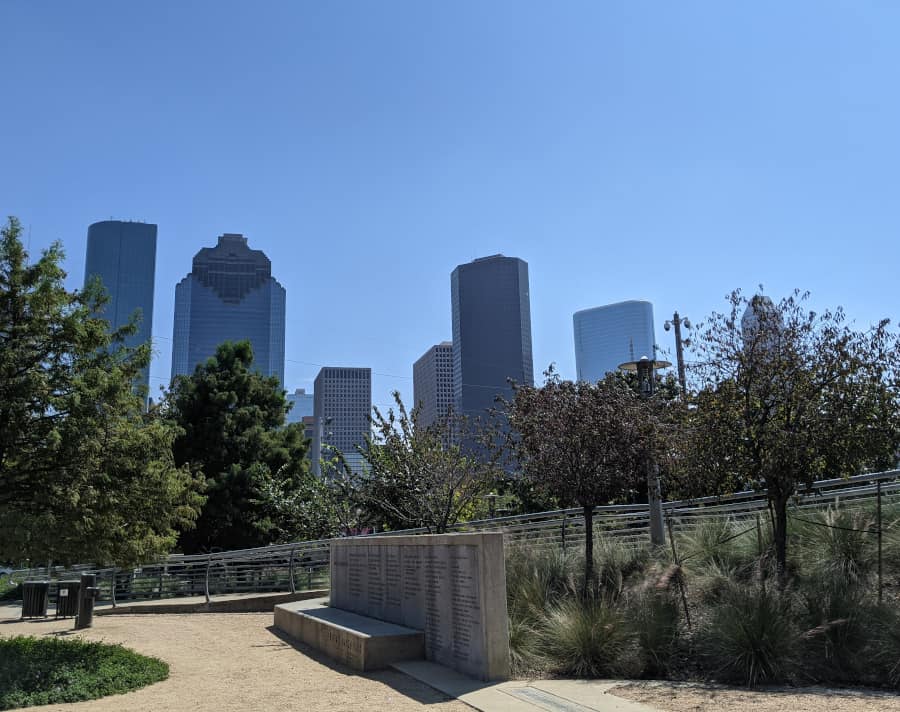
696, 582, 799, 686
539, 598, 638, 678
0, 636, 168, 709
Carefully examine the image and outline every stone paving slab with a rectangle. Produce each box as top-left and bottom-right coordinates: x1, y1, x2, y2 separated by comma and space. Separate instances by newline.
392, 660, 657, 712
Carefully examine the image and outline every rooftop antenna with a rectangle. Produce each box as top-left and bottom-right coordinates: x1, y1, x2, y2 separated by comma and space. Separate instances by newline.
629, 337, 635, 362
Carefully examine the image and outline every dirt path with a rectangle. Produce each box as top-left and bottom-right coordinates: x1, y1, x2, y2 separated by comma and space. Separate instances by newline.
0, 609, 471, 712
610, 680, 900, 712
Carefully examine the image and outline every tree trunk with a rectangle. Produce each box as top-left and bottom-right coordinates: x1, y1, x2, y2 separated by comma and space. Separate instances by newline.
582, 504, 594, 600
772, 493, 789, 588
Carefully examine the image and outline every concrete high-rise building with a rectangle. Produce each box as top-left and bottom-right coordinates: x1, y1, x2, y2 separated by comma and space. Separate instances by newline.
312, 367, 371, 476
286, 388, 314, 425
573, 300, 656, 382
171, 233, 285, 383
84, 220, 157, 404
413, 342, 455, 429
451, 255, 533, 420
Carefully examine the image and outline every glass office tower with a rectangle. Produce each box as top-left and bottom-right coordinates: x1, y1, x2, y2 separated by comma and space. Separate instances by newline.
84, 220, 157, 404
451, 254, 534, 420
171, 233, 285, 383
573, 300, 656, 382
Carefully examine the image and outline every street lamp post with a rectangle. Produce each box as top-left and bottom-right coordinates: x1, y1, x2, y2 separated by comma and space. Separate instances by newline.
663, 312, 691, 395
618, 355, 671, 546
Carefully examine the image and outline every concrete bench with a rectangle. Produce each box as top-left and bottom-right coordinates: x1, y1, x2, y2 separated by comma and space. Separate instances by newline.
274, 597, 425, 671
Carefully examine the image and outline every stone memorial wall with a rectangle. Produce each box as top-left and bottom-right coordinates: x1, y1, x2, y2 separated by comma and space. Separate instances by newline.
330, 532, 509, 681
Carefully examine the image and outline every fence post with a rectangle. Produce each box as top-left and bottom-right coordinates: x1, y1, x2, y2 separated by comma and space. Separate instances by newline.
756, 514, 763, 557
666, 516, 691, 630
205, 555, 211, 604
877, 479, 883, 604
288, 547, 296, 594
561, 516, 567, 553
157, 567, 163, 600
111, 568, 117, 608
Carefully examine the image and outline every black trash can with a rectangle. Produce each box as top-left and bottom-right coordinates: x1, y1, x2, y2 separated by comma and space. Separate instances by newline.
75, 573, 98, 630
21, 581, 50, 618
55, 580, 80, 618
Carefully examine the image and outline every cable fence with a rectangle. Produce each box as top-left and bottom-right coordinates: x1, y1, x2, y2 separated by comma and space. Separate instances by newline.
7, 468, 899, 606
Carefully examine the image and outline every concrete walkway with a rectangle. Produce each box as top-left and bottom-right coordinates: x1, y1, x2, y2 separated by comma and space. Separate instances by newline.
394, 661, 656, 712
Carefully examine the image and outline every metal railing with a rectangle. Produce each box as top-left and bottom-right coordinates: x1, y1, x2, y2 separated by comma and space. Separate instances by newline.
8, 468, 899, 604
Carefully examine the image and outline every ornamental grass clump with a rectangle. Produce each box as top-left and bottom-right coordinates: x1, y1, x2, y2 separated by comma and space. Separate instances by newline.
792, 505, 877, 585
538, 598, 638, 678
679, 517, 759, 575
696, 581, 800, 686
625, 565, 682, 677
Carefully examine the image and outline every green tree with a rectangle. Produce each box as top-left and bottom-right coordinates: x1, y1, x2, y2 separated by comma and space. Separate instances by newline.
504, 370, 661, 596
162, 340, 315, 551
356, 392, 499, 533
688, 290, 900, 582
0, 216, 203, 566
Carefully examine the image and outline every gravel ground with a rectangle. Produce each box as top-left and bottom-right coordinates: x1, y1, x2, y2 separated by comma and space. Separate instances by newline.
610, 680, 900, 712
0, 610, 471, 712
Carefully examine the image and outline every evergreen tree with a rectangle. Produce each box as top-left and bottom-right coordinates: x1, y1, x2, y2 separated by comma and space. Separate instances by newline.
162, 340, 316, 551
0, 216, 203, 566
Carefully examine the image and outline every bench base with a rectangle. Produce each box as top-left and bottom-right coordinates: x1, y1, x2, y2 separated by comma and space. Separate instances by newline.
274, 597, 425, 671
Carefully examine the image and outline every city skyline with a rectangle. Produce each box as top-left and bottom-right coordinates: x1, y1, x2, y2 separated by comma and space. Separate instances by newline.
4, 3, 899, 411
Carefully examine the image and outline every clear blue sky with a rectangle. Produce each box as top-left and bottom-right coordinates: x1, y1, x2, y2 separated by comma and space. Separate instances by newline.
3, 1, 898, 409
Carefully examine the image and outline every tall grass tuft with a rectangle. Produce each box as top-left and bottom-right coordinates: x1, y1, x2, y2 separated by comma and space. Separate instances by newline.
539, 598, 638, 678
592, 535, 651, 601
792, 505, 876, 585
697, 581, 799, 686
678, 517, 759, 576
797, 569, 872, 683
626, 565, 681, 677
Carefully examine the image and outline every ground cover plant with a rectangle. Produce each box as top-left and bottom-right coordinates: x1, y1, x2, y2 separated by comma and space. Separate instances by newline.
507, 503, 900, 688
0, 636, 168, 710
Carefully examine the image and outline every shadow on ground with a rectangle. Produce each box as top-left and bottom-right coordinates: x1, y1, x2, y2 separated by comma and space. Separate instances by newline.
266, 624, 455, 706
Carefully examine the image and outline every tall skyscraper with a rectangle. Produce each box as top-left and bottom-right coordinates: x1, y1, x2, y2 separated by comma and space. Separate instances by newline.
413, 342, 455, 429
312, 367, 372, 476
451, 254, 533, 420
84, 220, 157, 403
286, 388, 314, 425
573, 300, 656, 382
171, 233, 285, 383
741, 295, 781, 352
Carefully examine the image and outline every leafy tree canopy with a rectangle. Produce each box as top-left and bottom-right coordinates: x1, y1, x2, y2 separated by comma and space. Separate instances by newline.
0, 216, 203, 566
162, 340, 316, 551
505, 369, 667, 594
686, 289, 900, 580
355, 392, 499, 533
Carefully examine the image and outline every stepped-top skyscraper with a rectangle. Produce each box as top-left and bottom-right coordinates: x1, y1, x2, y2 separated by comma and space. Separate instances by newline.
573, 300, 656, 382
451, 254, 533, 420
84, 220, 157, 404
171, 233, 285, 383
